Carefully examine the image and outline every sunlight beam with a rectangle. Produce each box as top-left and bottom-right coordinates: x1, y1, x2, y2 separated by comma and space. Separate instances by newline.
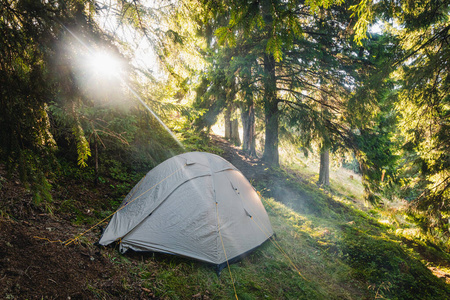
62, 23, 184, 150
87, 50, 123, 77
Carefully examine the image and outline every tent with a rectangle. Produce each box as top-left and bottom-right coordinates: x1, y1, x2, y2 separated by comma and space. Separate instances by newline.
99, 152, 273, 270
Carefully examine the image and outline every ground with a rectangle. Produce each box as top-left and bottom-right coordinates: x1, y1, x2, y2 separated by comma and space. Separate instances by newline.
0, 135, 267, 299
210, 135, 312, 211
0, 166, 144, 299
1, 135, 449, 299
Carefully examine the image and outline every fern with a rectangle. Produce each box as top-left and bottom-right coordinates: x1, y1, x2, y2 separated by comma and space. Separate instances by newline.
72, 124, 91, 168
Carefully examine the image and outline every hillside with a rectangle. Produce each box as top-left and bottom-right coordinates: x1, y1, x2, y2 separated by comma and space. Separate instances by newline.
1, 136, 450, 299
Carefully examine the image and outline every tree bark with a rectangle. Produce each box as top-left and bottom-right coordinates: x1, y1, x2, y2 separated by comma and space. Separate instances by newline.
318, 147, 330, 186
318, 90, 331, 186
230, 117, 241, 146
224, 104, 241, 146
224, 106, 231, 139
317, 147, 330, 186
240, 102, 257, 157
261, 53, 279, 166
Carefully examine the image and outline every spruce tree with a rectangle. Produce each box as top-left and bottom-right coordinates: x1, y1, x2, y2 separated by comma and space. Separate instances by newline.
198, 0, 351, 167
0, 0, 102, 201
351, 0, 450, 236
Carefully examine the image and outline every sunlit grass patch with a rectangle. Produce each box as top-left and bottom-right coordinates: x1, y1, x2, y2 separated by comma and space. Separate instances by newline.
262, 180, 450, 299
261, 197, 367, 299
85, 180, 450, 300
66, 144, 450, 299
329, 168, 364, 200
395, 228, 422, 240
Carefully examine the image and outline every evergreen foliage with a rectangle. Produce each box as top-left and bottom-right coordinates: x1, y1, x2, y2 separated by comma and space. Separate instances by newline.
352, 0, 450, 238
195, 0, 363, 167
0, 0, 187, 204
2, 0, 450, 264
0, 0, 99, 201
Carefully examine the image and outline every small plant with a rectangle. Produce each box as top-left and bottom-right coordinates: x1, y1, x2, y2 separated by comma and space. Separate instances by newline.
0, 175, 5, 191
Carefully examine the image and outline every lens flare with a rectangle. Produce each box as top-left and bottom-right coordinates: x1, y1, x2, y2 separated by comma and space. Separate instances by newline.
62, 25, 184, 150
88, 50, 122, 77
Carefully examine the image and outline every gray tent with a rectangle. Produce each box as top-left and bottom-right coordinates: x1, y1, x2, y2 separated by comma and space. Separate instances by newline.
99, 152, 273, 269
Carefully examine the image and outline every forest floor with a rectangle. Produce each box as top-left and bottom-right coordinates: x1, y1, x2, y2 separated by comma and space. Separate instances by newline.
0, 135, 272, 299
210, 135, 312, 211
1, 135, 450, 299
0, 165, 142, 299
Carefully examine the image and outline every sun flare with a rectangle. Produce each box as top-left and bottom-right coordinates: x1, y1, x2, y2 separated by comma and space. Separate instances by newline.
87, 50, 123, 77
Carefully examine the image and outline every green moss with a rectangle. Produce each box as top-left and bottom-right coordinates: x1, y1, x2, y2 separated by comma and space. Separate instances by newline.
339, 225, 450, 299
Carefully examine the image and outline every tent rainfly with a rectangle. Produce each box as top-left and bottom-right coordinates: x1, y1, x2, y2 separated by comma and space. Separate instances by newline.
98, 152, 274, 270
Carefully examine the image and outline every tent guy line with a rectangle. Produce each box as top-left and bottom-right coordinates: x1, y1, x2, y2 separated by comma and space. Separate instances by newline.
98, 152, 274, 269
63, 163, 187, 246
216, 201, 239, 300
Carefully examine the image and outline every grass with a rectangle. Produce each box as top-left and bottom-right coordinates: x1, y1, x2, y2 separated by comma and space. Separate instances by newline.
94, 188, 449, 299
278, 151, 450, 298
55, 141, 450, 299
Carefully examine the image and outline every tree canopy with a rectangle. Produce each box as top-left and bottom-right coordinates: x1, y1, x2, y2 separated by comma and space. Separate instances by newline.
347, 0, 450, 237
1, 0, 450, 239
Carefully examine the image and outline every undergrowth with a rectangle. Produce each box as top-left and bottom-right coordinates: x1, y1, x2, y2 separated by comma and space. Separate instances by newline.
6, 137, 448, 299
68, 148, 449, 300
93, 189, 450, 299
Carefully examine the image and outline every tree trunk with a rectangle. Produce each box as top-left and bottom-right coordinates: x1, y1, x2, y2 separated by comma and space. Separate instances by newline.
230, 117, 241, 146
318, 147, 330, 186
240, 102, 257, 157
262, 53, 279, 166
318, 90, 331, 186
224, 104, 241, 146
224, 106, 231, 139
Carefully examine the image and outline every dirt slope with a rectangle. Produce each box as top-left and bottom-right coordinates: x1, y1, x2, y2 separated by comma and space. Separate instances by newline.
2, 135, 447, 299
0, 168, 149, 299
0, 135, 264, 299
